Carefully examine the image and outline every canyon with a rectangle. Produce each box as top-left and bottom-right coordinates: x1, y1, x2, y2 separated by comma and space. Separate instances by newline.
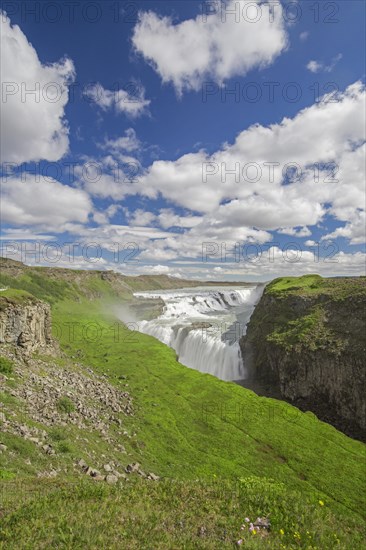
239, 275, 366, 441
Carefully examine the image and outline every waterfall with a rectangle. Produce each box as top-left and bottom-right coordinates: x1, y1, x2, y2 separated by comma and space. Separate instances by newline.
130, 285, 263, 381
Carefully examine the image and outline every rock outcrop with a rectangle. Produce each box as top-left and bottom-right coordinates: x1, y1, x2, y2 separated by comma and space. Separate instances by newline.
0, 292, 53, 352
240, 275, 366, 441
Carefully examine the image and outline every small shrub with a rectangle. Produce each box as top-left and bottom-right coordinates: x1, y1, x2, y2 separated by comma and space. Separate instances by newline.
8, 437, 34, 457
0, 469, 16, 480
57, 397, 75, 414
49, 427, 68, 442
57, 441, 73, 453
0, 356, 13, 375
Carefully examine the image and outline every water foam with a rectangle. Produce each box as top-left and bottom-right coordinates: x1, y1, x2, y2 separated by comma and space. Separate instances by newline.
131, 286, 263, 381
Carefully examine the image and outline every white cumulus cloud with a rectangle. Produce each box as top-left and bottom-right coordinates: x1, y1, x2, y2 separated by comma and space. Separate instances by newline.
306, 53, 342, 73
1, 175, 93, 230
132, 0, 288, 94
0, 12, 75, 163
84, 82, 150, 117
139, 82, 365, 247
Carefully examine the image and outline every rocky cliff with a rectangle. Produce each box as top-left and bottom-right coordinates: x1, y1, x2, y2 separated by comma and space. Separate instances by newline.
0, 290, 53, 352
240, 275, 366, 440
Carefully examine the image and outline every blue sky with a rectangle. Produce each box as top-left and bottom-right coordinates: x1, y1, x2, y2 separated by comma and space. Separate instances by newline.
1, 1, 365, 280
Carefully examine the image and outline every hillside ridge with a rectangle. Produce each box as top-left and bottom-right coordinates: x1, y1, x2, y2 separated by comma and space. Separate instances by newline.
1, 266, 365, 548
240, 274, 366, 440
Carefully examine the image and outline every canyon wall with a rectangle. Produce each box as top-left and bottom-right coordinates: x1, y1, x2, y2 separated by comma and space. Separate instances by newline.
0, 291, 53, 352
240, 275, 366, 440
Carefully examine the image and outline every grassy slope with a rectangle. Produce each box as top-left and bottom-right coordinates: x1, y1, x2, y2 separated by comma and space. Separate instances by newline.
0, 288, 40, 309
264, 274, 366, 351
267, 274, 366, 299
1, 266, 365, 548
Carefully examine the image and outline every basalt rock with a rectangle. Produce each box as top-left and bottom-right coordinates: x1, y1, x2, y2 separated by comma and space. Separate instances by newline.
240, 276, 366, 441
0, 293, 54, 353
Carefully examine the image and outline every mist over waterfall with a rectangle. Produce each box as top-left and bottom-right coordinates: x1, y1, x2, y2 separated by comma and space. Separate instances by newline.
130, 285, 264, 381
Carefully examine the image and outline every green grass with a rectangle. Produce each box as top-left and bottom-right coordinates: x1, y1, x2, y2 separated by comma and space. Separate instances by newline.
50, 299, 366, 515
0, 265, 365, 548
56, 396, 76, 414
0, 391, 18, 406
48, 427, 68, 442
267, 274, 366, 299
0, 357, 13, 375
56, 441, 75, 454
0, 288, 39, 311
261, 274, 366, 354
266, 307, 346, 353
0, 470, 15, 481
0, 476, 360, 549
268, 274, 324, 293
0, 273, 72, 304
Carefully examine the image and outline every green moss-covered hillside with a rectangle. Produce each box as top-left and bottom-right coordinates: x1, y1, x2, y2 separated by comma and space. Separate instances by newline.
1, 264, 365, 548
240, 274, 366, 441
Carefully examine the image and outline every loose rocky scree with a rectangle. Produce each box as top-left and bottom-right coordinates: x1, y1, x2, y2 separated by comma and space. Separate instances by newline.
0, 346, 159, 483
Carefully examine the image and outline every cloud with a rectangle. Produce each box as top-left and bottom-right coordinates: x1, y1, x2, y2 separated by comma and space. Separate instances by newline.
119, 205, 203, 233
138, 82, 365, 247
67, 223, 172, 248
0, 245, 111, 272
125, 208, 157, 227
93, 204, 121, 225
201, 248, 366, 279
74, 150, 142, 201
132, 0, 287, 94
306, 60, 322, 73
4, 75, 364, 279
322, 211, 366, 245
78, 173, 131, 201
157, 209, 202, 229
211, 198, 323, 232
0, 12, 75, 163
84, 82, 150, 117
306, 53, 342, 73
9, 241, 366, 281
0, 229, 56, 241
137, 216, 272, 264
299, 31, 309, 41
150, 264, 171, 274
278, 226, 312, 237
1, 175, 92, 230
100, 128, 141, 154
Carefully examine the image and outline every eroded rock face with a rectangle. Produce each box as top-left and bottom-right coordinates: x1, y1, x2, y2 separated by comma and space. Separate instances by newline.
0, 297, 53, 351
240, 283, 366, 441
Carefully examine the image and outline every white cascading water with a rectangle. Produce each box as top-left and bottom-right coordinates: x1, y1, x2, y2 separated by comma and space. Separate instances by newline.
130, 286, 263, 381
